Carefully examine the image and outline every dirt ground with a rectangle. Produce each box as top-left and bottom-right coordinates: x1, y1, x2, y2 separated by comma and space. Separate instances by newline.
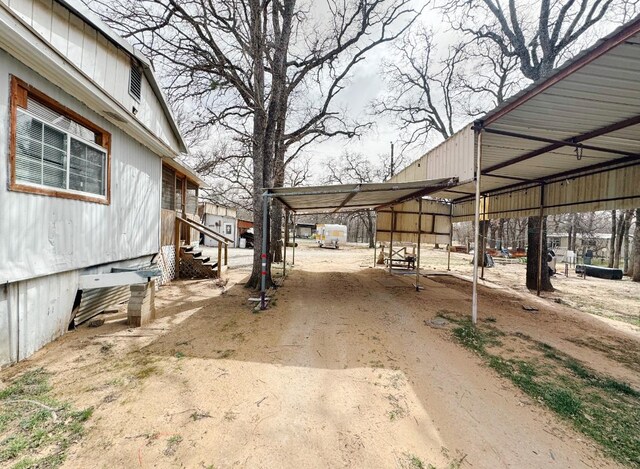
1, 242, 639, 468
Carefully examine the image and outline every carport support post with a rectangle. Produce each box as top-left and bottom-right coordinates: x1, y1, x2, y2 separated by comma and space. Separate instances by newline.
373, 233, 377, 267
292, 213, 296, 266
537, 184, 545, 296
389, 207, 395, 273
416, 198, 422, 291
472, 130, 483, 325
447, 203, 453, 271
481, 195, 487, 280
260, 193, 269, 310
283, 208, 289, 277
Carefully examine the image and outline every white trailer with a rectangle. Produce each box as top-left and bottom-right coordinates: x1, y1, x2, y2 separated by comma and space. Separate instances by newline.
316, 224, 347, 249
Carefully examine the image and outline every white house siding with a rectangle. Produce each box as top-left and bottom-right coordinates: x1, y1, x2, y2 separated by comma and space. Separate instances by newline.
2, 0, 180, 153
0, 51, 164, 366
0, 50, 162, 284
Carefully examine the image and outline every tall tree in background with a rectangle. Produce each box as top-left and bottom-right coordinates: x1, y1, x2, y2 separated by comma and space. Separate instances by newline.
88, 0, 420, 288
374, 27, 462, 148
442, 0, 634, 292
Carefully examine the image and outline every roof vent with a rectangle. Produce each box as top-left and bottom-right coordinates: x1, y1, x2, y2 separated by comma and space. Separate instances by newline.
129, 62, 142, 102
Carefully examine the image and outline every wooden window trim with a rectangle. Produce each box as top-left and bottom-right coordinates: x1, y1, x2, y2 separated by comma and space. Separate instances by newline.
9, 75, 112, 205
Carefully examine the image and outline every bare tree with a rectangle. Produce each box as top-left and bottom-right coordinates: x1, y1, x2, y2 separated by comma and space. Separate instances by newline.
374, 27, 464, 148
87, 0, 421, 288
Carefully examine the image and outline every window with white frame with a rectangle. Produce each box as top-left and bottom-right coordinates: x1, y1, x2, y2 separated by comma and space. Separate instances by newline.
10, 77, 110, 202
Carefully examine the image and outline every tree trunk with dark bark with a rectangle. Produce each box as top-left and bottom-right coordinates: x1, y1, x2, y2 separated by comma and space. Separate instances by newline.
526, 216, 553, 292
633, 209, 640, 282
613, 211, 628, 269
608, 210, 617, 267
497, 218, 505, 249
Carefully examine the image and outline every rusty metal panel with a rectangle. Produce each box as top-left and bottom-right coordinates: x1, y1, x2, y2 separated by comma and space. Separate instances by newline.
75, 285, 130, 325
390, 126, 475, 184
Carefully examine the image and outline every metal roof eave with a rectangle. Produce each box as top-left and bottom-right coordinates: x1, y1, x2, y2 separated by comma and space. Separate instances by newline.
264, 178, 458, 213
478, 13, 640, 128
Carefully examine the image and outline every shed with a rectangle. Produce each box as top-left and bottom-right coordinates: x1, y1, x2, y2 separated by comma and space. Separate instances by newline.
199, 203, 238, 247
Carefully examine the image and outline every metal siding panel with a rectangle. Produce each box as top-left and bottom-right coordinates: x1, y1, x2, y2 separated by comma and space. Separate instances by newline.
80, 22, 97, 79
93, 34, 108, 88
391, 126, 475, 184
7, 0, 32, 23
66, 8, 83, 67
0, 284, 19, 365
50, 0, 69, 54
0, 51, 162, 284
31, 0, 51, 40
17, 270, 78, 360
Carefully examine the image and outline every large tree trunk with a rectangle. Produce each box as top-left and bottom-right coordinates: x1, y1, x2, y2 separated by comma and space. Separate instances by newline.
526, 216, 553, 292
633, 209, 640, 282
613, 211, 628, 268
477, 220, 489, 267
608, 210, 617, 267
246, 0, 272, 290
270, 158, 285, 263
497, 218, 505, 249
367, 211, 375, 248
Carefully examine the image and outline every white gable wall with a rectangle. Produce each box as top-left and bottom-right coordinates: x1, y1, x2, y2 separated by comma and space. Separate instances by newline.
2, 0, 181, 154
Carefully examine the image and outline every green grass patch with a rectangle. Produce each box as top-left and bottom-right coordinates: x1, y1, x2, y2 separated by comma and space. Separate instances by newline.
450, 323, 640, 467
0, 368, 93, 468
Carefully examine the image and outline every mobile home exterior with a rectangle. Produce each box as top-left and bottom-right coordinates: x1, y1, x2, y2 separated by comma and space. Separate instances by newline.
0, 0, 189, 366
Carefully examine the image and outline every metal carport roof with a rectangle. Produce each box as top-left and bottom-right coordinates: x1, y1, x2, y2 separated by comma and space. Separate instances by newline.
390, 14, 640, 218
265, 178, 458, 213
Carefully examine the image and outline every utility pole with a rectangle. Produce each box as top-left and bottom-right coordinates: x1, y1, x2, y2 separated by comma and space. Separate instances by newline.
390, 141, 394, 178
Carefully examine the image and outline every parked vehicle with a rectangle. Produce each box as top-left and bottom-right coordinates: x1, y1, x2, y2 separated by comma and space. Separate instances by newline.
316, 224, 347, 249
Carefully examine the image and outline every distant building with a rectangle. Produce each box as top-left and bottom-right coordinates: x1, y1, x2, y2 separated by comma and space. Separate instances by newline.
236, 208, 254, 240
548, 232, 633, 260
199, 203, 237, 247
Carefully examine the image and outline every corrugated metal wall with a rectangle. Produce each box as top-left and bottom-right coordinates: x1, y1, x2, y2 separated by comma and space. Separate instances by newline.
75, 286, 130, 325
3, 0, 180, 152
376, 199, 451, 245
389, 126, 476, 184
0, 270, 78, 364
452, 164, 640, 221
0, 51, 162, 284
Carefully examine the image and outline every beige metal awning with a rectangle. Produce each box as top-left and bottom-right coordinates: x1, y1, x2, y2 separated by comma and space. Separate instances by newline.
264, 178, 458, 213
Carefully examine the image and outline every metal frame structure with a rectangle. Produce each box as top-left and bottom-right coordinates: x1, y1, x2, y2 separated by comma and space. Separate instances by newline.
259, 179, 459, 308
386, 15, 640, 324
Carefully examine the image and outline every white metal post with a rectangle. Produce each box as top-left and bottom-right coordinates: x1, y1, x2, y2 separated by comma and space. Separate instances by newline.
472, 130, 483, 324
260, 194, 269, 310
415, 197, 422, 291
389, 207, 395, 274
447, 203, 453, 271
283, 208, 289, 278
